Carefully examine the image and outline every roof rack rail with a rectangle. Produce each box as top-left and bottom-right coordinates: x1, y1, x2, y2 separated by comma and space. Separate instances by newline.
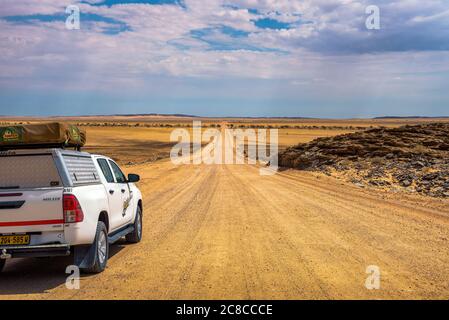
0, 143, 82, 152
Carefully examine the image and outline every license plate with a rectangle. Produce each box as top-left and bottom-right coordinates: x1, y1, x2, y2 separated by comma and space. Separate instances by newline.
0, 235, 30, 246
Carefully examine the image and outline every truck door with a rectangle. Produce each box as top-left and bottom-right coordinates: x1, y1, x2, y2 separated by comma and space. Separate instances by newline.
96, 158, 124, 232
108, 160, 133, 226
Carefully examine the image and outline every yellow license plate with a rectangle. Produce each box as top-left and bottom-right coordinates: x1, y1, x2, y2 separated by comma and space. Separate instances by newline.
0, 235, 30, 246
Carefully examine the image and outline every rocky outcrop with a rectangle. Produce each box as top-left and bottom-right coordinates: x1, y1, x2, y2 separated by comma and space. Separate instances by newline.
279, 123, 449, 198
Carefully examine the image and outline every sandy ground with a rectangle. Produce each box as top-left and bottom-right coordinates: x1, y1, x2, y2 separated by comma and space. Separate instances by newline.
81, 126, 178, 165
1, 127, 449, 300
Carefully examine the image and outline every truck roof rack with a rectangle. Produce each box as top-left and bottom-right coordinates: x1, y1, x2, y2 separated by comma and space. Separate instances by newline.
0, 143, 82, 152
0, 122, 85, 151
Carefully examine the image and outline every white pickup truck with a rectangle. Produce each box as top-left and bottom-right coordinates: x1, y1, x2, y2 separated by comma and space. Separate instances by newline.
0, 148, 143, 273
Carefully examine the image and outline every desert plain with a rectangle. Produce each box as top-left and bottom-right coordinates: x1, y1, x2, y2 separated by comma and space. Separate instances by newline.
0, 115, 448, 299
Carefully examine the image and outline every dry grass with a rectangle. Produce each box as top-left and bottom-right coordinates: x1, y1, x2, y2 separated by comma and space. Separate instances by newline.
81, 126, 180, 165
277, 128, 354, 150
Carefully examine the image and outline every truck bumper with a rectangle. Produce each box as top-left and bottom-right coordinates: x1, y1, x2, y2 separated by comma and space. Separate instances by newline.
0, 244, 70, 259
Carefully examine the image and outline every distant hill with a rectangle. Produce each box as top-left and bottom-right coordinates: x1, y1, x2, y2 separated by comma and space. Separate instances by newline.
2, 114, 448, 120
52, 113, 200, 118
55, 114, 315, 119
374, 116, 449, 119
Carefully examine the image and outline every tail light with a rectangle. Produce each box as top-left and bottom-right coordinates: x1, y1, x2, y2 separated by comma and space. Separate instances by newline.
63, 194, 84, 223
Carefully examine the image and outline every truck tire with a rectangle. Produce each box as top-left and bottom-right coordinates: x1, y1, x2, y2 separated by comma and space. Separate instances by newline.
81, 221, 109, 274
126, 206, 142, 244
0, 259, 5, 273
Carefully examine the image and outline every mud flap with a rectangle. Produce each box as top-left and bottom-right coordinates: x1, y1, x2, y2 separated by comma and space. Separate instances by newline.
74, 244, 97, 269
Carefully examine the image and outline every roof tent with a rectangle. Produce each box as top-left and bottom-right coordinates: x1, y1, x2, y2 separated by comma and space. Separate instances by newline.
0, 122, 86, 150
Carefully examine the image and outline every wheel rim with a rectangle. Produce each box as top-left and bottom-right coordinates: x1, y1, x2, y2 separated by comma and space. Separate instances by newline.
98, 231, 107, 264
136, 212, 142, 239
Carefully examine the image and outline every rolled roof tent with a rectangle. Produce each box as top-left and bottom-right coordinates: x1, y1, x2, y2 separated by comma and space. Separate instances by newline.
0, 122, 86, 150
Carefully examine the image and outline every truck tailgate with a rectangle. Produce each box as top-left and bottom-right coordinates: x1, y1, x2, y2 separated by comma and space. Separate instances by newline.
0, 189, 64, 233
0, 152, 65, 233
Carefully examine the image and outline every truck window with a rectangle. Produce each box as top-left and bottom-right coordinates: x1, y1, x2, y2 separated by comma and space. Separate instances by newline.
0, 154, 61, 189
109, 160, 126, 183
63, 154, 100, 186
97, 158, 115, 183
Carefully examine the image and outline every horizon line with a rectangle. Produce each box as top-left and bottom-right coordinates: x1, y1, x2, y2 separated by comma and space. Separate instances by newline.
1, 113, 449, 120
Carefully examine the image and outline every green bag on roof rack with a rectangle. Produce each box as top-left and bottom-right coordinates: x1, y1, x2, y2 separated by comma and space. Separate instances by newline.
0, 122, 86, 150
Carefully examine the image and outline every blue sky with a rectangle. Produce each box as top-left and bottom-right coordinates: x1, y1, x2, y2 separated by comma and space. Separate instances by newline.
0, 0, 448, 117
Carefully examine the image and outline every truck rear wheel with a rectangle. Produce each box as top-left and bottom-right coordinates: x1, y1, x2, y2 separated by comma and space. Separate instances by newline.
81, 221, 109, 274
126, 206, 142, 244
0, 259, 5, 273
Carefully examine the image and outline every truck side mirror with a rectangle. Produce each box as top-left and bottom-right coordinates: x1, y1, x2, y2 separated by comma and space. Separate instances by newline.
127, 173, 140, 183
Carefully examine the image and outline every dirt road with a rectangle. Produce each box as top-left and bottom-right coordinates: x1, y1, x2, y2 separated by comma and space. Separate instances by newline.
1, 141, 449, 299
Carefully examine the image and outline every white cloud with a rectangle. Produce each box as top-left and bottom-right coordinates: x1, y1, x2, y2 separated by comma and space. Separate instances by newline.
0, 0, 448, 101
0, 0, 71, 16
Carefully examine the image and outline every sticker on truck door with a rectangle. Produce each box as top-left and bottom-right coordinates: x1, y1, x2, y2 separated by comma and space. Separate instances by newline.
122, 192, 133, 217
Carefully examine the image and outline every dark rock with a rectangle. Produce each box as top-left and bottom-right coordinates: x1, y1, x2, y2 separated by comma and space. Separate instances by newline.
413, 161, 426, 168
423, 172, 439, 181
401, 180, 412, 187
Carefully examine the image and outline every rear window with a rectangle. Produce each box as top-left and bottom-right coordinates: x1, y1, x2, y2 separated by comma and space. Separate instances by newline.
0, 154, 61, 189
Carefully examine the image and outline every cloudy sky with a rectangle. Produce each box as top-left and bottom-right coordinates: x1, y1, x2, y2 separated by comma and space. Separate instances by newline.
0, 0, 448, 117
